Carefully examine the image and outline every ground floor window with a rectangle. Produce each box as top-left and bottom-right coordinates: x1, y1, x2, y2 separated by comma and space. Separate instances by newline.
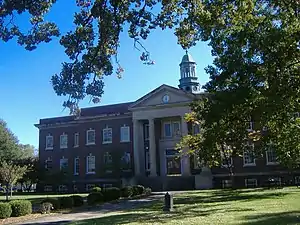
44, 185, 52, 192
102, 184, 113, 190
73, 185, 78, 192
245, 178, 258, 188
166, 149, 181, 175
294, 176, 300, 185
58, 185, 68, 193
86, 184, 95, 192
222, 179, 232, 188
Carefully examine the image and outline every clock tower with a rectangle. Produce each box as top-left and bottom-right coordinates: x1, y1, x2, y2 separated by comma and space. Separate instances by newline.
178, 50, 200, 93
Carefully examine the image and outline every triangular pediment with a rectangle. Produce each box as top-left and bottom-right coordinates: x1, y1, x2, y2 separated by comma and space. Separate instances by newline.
129, 84, 196, 109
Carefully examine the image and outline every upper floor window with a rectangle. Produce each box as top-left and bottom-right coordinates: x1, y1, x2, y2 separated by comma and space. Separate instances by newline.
60, 133, 68, 149
120, 125, 130, 142
103, 152, 113, 164
74, 133, 79, 147
45, 157, 53, 169
266, 144, 279, 165
86, 129, 95, 145
74, 157, 79, 175
243, 142, 256, 166
163, 121, 181, 138
103, 127, 112, 144
86, 154, 96, 174
45, 135, 53, 150
60, 157, 68, 171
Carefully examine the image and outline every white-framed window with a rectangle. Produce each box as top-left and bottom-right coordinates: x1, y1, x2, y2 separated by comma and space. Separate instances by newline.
193, 154, 201, 169
103, 152, 113, 164
245, 178, 258, 188
60, 133, 68, 149
74, 157, 79, 175
58, 185, 68, 193
44, 185, 52, 192
166, 149, 181, 175
45, 157, 53, 169
222, 179, 232, 188
221, 145, 233, 168
45, 135, 53, 150
243, 143, 256, 166
120, 152, 132, 171
120, 125, 130, 142
103, 127, 112, 144
74, 133, 79, 147
60, 158, 68, 170
86, 129, 95, 145
85, 184, 95, 191
144, 124, 149, 140
266, 145, 279, 165
294, 176, 300, 185
163, 121, 181, 138
145, 151, 150, 171
86, 154, 96, 174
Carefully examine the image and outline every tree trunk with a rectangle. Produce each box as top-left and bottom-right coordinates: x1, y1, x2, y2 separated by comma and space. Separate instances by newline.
5, 184, 9, 201
10, 186, 12, 198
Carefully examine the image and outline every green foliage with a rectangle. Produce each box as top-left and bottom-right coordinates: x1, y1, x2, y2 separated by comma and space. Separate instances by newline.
59, 196, 74, 209
40, 202, 53, 214
0, 202, 12, 219
143, 187, 152, 195
102, 187, 121, 202
120, 186, 133, 198
71, 195, 84, 207
41, 198, 60, 210
87, 192, 103, 205
132, 185, 145, 196
9, 200, 32, 217
90, 187, 101, 193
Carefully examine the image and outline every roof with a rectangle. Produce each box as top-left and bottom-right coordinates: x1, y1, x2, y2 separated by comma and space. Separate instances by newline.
38, 102, 133, 125
181, 52, 196, 64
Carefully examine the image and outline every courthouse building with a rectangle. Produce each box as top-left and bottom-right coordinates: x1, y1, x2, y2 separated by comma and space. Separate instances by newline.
35, 52, 300, 192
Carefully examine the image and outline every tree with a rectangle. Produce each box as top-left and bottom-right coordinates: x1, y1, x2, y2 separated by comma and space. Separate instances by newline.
0, 161, 27, 201
18, 144, 36, 159
17, 157, 39, 192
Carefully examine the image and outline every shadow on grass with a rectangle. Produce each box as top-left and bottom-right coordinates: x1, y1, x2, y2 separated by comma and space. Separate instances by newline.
241, 211, 300, 225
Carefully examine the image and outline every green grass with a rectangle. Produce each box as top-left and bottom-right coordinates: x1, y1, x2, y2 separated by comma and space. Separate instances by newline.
0, 193, 88, 206
70, 187, 300, 225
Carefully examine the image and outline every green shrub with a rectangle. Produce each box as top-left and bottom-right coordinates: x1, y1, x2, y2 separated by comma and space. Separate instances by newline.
102, 187, 121, 202
40, 202, 53, 214
90, 187, 101, 193
41, 198, 60, 210
132, 185, 145, 196
87, 192, 103, 205
59, 196, 74, 209
143, 187, 152, 195
71, 195, 84, 207
9, 200, 32, 217
0, 202, 12, 219
120, 186, 133, 198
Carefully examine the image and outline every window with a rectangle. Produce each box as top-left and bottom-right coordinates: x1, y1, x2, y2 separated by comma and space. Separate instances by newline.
144, 124, 149, 140
103, 127, 112, 144
266, 145, 279, 165
85, 184, 95, 191
243, 143, 256, 166
86, 129, 95, 145
60, 158, 68, 171
166, 149, 181, 175
58, 185, 68, 193
294, 176, 300, 185
120, 152, 131, 171
221, 145, 233, 168
74, 133, 79, 147
86, 155, 96, 174
45, 157, 53, 169
74, 157, 79, 175
73, 185, 78, 192
145, 151, 150, 171
163, 121, 181, 138
104, 152, 113, 164
60, 133, 68, 149
245, 178, 258, 188
45, 135, 53, 150
44, 185, 52, 192
102, 184, 112, 189
120, 125, 130, 142
222, 180, 232, 188
192, 124, 200, 135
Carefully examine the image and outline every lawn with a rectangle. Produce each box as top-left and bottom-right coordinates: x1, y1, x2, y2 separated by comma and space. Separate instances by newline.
70, 187, 300, 225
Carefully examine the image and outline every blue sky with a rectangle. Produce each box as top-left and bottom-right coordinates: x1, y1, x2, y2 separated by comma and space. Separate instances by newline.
0, 1, 213, 149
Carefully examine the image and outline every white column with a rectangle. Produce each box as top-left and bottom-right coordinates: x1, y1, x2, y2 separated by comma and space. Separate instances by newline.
181, 116, 191, 176
133, 119, 141, 176
149, 118, 157, 176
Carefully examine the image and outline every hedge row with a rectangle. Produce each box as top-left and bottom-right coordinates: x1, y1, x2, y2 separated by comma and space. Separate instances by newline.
0, 200, 32, 219
41, 195, 84, 213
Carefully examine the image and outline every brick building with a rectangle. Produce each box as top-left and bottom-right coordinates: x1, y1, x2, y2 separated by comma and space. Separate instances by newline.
35, 52, 300, 192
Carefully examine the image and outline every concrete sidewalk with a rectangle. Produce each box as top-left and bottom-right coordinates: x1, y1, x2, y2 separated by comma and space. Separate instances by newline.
16, 194, 164, 225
